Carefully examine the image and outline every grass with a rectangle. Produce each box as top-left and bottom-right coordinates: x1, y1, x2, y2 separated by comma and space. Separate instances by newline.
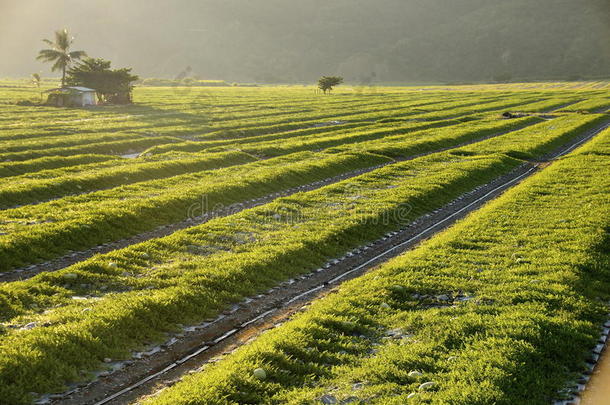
0, 136, 181, 162
222, 117, 538, 158
559, 97, 610, 113
0, 150, 256, 208
0, 151, 522, 404
144, 124, 610, 405
1, 111, 606, 402
0, 82, 607, 404
0, 151, 389, 271
0, 154, 116, 178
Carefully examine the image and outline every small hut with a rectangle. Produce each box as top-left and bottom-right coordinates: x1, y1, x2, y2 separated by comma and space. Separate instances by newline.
45, 87, 97, 107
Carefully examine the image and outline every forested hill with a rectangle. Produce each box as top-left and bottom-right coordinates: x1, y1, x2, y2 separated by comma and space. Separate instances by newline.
216, 0, 610, 83
2, 0, 609, 83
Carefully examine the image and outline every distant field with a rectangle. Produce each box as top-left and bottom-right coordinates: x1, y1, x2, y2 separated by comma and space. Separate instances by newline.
0, 81, 608, 404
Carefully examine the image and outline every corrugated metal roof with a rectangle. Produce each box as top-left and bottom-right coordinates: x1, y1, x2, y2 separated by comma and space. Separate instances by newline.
67, 86, 96, 92
44, 86, 96, 93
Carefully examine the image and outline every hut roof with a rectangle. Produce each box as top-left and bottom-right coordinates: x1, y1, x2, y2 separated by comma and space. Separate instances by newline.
44, 86, 96, 93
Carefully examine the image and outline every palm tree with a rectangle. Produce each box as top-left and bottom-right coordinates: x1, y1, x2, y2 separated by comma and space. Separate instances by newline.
37, 29, 87, 87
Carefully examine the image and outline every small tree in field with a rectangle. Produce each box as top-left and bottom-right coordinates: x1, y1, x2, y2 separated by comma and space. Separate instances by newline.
318, 76, 343, 94
66, 58, 139, 103
31, 73, 41, 88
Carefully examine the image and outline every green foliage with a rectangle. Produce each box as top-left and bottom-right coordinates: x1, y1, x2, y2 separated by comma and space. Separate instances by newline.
0, 155, 116, 178
0, 151, 389, 271
235, 117, 538, 158
0, 151, 256, 208
558, 97, 610, 113
145, 93, 547, 155
318, 76, 344, 94
0, 82, 608, 403
66, 58, 139, 103
453, 114, 608, 160
145, 130, 610, 405
0, 152, 520, 403
0, 136, 180, 162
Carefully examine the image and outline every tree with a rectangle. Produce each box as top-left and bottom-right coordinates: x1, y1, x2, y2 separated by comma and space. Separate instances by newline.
37, 29, 87, 87
31, 73, 41, 88
66, 57, 139, 103
318, 76, 344, 94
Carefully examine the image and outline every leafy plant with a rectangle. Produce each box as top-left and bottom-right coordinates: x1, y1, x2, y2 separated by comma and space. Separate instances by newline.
318, 76, 344, 94
66, 58, 139, 103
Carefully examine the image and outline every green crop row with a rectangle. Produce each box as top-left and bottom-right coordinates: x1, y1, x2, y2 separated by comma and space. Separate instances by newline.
143, 94, 539, 156
158, 96, 480, 144
0, 90, 483, 160
198, 93, 527, 132
2, 114, 604, 272
142, 122, 377, 155
0, 114, 542, 270
0, 151, 390, 271
507, 97, 583, 113
192, 95, 496, 139
0, 152, 522, 404
146, 129, 610, 405
574, 126, 610, 156
0, 151, 256, 209
234, 117, 539, 158
0, 136, 181, 162
341, 114, 608, 159
0, 112, 605, 403
0, 110, 184, 140
1, 86, 601, 143
392, 94, 547, 120
559, 97, 610, 113
453, 114, 609, 160
0, 151, 201, 181
223, 119, 463, 157
2, 88, 587, 161
0, 154, 117, 178
0, 151, 200, 181
0, 90, 432, 144
0, 131, 159, 154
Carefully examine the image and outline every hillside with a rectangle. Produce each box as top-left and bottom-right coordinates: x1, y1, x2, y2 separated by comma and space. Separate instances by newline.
1, 0, 608, 83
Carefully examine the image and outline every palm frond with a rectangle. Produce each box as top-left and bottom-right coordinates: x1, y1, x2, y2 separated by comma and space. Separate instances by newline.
55, 29, 70, 50
51, 59, 65, 72
39, 28, 85, 80
36, 49, 62, 61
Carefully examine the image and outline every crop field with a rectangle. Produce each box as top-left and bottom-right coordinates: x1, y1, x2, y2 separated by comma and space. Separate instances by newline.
0, 81, 609, 405
147, 124, 610, 405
